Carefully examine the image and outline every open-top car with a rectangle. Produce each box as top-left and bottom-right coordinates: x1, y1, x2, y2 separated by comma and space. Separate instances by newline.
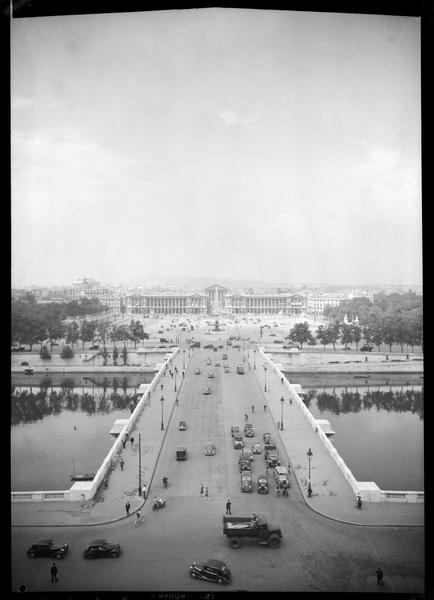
27, 539, 69, 559
83, 539, 121, 559
189, 559, 231, 584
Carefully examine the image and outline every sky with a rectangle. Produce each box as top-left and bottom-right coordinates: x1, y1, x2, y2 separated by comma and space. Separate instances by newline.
11, 8, 422, 288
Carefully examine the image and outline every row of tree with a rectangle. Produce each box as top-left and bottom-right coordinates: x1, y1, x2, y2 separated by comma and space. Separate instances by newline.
11, 296, 109, 349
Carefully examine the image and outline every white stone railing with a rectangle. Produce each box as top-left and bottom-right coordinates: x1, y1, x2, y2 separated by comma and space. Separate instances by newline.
258, 348, 424, 504
11, 348, 179, 503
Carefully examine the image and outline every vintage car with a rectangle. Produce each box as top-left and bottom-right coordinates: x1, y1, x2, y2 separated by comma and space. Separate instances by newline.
257, 474, 270, 494
194, 368, 201, 374
244, 423, 254, 437
207, 372, 214, 378
240, 470, 253, 492
233, 434, 244, 449
176, 446, 188, 460
83, 539, 121, 559
204, 442, 216, 456
273, 466, 290, 488
27, 539, 69, 559
263, 432, 272, 443
251, 442, 262, 454
202, 386, 211, 395
189, 559, 231, 584
178, 421, 187, 431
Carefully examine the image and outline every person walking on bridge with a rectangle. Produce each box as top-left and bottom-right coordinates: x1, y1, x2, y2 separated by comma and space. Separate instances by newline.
50, 563, 58, 583
376, 567, 384, 587
226, 499, 232, 514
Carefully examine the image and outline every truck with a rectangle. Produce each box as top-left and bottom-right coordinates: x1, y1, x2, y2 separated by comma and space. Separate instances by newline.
176, 446, 188, 460
222, 515, 282, 549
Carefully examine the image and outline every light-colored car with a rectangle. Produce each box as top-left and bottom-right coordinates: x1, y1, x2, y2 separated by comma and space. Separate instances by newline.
194, 368, 201, 374
251, 442, 262, 454
202, 386, 211, 395
204, 442, 216, 456
208, 372, 214, 378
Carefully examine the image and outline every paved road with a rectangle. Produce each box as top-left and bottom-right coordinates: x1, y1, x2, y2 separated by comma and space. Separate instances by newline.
11, 322, 424, 593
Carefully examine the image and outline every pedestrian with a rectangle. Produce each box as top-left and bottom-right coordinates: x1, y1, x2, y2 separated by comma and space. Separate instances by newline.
376, 567, 384, 587
125, 501, 131, 516
290, 399, 292, 405
175, 397, 179, 406
282, 486, 288, 497
50, 563, 58, 582
182, 370, 185, 378
80, 493, 85, 507
356, 494, 362, 510
264, 404, 267, 412
226, 499, 231, 514
171, 371, 173, 378
365, 356, 368, 362
142, 484, 147, 498
160, 383, 164, 390
251, 405, 254, 413
130, 436, 134, 446
200, 483, 204, 497
281, 377, 283, 384
277, 420, 280, 430
120, 458, 125, 470
122, 437, 126, 449
204, 486, 209, 500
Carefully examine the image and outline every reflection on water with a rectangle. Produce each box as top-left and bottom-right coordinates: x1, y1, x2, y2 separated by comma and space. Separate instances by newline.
10, 375, 152, 491
301, 387, 423, 420
299, 384, 424, 491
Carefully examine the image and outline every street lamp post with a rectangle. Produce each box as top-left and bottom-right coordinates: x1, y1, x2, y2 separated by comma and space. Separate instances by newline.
280, 396, 284, 430
183, 349, 185, 370
160, 396, 164, 430
254, 349, 256, 370
264, 365, 267, 392
174, 371, 177, 392
307, 448, 313, 497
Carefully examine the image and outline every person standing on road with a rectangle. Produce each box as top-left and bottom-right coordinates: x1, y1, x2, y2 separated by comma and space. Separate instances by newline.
226, 500, 231, 514
125, 501, 131, 516
376, 567, 384, 587
251, 405, 254, 413
200, 483, 204, 497
204, 486, 209, 501
120, 458, 125, 471
356, 494, 362, 509
142, 484, 147, 498
263, 404, 267, 412
281, 377, 284, 384
50, 563, 58, 583
130, 436, 134, 446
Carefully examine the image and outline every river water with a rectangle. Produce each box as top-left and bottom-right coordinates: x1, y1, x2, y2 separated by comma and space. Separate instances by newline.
11, 372, 156, 491
283, 371, 424, 491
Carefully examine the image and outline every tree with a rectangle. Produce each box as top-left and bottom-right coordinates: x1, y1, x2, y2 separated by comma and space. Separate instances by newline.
286, 322, 314, 349
97, 321, 110, 349
316, 325, 331, 350
325, 321, 341, 351
45, 317, 65, 351
129, 320, 145, 348
80, 320, 96, 349
352, 325, 362, 350
371, 325, 384, 351
61, 345, 74, 359
65, 321, 80, 348
340, 324, 354, 349
40, 345, 51, 360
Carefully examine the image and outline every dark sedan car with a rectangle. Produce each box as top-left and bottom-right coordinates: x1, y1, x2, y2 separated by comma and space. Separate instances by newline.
83, 539, 121, 559
27, 538, 69, 559
189, 559, 231, 584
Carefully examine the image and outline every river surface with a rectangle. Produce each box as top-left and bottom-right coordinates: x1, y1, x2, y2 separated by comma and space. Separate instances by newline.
284, 371, 424, 491
11, 372, 156, 491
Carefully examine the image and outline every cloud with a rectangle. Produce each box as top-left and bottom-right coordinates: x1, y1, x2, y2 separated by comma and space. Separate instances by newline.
218, 109, 255, 126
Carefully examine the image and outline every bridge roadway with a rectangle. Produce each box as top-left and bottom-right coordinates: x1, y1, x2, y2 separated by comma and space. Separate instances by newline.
11, 328, 425, 593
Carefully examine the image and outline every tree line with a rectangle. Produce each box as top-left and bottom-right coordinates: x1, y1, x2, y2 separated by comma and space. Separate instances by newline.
285, 291, 423, 351
11, 296, 148, 355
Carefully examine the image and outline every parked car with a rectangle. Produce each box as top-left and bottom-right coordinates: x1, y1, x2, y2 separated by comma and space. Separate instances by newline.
204, 442, 216, 456
222, 353, 228, 360
215, 362, 221, 367
194, 368, 201, 374
206, 359, 212, 365
189, 559, 231, 584
204, 344, 214, 349
360, 345, 373, 352
257, 474, 269, 493
21, 361, 29, 366
178, 421, 187, 431
83, 539, 121, 559
224, 367, 230, 373
251, 442, 262, 454
27, 539, 69, 559
202, 386, 211, 395
89, 345, 99, 350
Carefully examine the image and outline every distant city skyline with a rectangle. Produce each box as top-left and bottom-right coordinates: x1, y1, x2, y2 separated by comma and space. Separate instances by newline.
11, 9, 422, 289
